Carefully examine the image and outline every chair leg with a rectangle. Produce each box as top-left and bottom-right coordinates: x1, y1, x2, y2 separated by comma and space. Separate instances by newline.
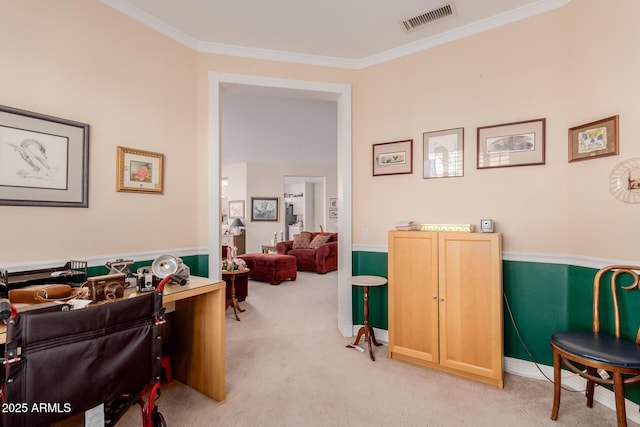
551, 349, 562, 420
612, 372, 627, 427
586, 367, 596, 408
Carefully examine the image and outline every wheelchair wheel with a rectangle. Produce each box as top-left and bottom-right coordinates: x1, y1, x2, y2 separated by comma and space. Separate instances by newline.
152, 408, 166, 427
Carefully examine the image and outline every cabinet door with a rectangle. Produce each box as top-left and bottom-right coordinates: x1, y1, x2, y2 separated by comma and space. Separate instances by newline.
388, 231, 439, 363
438, 232, 503, 386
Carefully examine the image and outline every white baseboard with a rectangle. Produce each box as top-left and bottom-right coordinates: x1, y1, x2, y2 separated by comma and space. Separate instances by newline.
505, 357, 640, 425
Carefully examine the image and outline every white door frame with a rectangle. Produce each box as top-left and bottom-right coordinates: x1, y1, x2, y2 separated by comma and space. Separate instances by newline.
208, 72, 353, 336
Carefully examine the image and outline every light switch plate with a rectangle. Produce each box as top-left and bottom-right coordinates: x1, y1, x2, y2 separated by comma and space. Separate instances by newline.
480, 219, 494, 233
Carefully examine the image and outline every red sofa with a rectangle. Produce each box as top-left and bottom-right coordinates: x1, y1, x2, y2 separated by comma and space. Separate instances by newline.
276, 232, 338, 274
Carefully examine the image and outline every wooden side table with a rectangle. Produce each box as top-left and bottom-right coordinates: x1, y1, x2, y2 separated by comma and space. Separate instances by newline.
347, 275, 388, 361
222, 269, 250, 321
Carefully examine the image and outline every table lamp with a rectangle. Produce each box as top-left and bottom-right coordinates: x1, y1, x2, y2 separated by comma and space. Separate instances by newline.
230, 218, 245, 235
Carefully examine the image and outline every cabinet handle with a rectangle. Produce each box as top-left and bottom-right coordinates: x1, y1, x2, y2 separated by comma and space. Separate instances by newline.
432, 295, 437, 300
440, 298, 445, 302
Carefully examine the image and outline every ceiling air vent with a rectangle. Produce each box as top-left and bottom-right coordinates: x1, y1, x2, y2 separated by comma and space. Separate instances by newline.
401, 3, 455, 32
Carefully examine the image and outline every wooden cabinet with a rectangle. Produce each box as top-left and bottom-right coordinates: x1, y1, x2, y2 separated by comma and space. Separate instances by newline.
388, 230, 503, 388
221, 233, 245, 255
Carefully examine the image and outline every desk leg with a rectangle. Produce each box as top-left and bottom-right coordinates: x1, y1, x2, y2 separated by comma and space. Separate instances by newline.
173, 290, 226, 401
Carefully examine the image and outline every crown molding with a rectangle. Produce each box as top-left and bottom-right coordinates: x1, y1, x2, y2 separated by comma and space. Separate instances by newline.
196, 41, 361, 69
100, 0, 197, 49
101, 0, 572, 70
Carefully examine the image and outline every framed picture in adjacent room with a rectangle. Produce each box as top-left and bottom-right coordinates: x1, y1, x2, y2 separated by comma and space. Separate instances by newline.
116, 146, 164, 193
373, 139, 413, 176
568, 115, 619, 162
229, 200, 245, 219
251, 197, 279, 221
0, 105, 90, 207
423, 127, 464, 178
477, 118, 546, 169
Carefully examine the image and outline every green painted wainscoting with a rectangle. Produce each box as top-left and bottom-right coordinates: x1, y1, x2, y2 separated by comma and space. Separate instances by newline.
352, 250, 640, 403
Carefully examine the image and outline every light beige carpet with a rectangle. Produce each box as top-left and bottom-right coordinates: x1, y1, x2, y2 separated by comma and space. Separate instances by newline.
72, 271, 637, 426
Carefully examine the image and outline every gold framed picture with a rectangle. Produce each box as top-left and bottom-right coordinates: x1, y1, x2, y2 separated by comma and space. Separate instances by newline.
116, 146, 164, 193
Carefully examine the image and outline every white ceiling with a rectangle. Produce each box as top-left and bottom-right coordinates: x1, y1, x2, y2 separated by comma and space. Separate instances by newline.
102, 0, 571, 69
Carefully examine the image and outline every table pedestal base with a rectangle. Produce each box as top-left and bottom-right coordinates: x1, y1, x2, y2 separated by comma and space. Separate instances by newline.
347, 322, 382, 361
222, 270, 249, 321
225, 295, 245, 321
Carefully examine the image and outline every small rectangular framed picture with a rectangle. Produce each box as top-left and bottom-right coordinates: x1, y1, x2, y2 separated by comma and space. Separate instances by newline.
372, 139, 413, 176
251, 197, 279, 221
329, 198, 337, 209
568, 115, 619, 162
477, 118, 545, 169
116, 146, 164, 193
228, 200, 245, 219
329, 209, 338, 219
423, 127, 464, 178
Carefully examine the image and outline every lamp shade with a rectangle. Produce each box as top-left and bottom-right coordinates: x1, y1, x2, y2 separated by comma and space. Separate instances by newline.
230, 218, 245, 228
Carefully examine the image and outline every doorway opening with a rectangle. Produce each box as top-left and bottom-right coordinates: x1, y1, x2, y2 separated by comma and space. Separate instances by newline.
208, 72, 353, 337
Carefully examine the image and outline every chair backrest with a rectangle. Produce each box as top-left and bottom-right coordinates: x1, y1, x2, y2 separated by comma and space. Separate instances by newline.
593, 265, 640, 342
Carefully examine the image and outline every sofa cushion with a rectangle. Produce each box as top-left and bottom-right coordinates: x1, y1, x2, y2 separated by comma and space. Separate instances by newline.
292, 232, 312, 249
309, 234, 331, 249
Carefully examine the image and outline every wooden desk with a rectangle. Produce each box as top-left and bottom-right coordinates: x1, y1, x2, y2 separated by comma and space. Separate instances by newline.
163, 276, 226, 401
0, 276, 226, 402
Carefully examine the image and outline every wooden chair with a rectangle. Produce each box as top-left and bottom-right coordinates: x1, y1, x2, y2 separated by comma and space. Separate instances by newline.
551, 265, 640, 427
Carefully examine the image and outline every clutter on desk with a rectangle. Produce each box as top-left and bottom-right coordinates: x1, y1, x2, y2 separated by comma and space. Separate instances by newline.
0, 260, 87, 298
105, 258, 137, 288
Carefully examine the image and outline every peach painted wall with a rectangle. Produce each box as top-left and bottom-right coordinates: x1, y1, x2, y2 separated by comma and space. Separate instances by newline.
1, 0, 637, 266
563, 0, 640, 261
352, 0, 639, 262
0, 1, 199, 263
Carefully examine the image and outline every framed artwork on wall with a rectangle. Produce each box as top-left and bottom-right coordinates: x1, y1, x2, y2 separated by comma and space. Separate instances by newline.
229, 200, 245, 219
568, 115, 619, 162
0, 104, 89, 207
329, 198, 337, 209
251, 197, 279, 221
477, 118, 546, 169
423, 127, 464, 178
372, 139, 413, 176
116, 146, 164, 193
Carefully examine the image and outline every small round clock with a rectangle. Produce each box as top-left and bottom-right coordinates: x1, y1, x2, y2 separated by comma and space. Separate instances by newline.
609, 158, 640, 203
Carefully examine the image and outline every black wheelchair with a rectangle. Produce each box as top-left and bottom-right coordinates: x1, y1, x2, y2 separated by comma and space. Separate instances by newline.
0, 277, 172, 426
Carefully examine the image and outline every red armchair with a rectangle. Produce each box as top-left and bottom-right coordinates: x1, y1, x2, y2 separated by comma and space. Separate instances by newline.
276, 232, 338, 274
